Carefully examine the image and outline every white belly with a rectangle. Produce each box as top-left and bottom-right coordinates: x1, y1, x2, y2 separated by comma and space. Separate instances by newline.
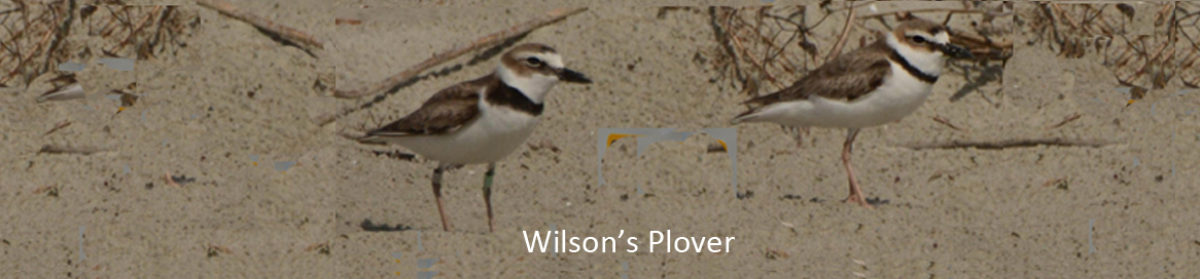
756, 63, 933, 128
395, 104, 539, 165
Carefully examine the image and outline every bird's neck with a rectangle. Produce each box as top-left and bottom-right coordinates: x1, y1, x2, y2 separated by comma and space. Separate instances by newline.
497, 65, 555, 104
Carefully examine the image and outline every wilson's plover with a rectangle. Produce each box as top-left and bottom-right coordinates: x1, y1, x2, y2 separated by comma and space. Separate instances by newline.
360, 43, 591, 231
731, 15, 972, 208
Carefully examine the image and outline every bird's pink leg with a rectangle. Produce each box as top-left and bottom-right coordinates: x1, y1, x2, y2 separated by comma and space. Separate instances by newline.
841, 128, 872, 208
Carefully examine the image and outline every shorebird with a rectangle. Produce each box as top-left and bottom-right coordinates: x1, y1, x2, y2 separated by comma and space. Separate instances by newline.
731, 15, 972, 208
360, 43, 591, 231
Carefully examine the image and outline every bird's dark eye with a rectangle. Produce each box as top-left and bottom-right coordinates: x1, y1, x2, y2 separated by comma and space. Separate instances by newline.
524, 57, 543, 67
910, 35, 927, 43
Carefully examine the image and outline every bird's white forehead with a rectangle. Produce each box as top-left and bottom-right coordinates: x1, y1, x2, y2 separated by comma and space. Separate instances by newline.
933, 31, 950, 44
516, 52, 565, 69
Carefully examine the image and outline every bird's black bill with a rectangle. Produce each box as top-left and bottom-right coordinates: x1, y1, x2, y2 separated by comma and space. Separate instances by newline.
557, 68, 592, 84
938, 43, 973, 59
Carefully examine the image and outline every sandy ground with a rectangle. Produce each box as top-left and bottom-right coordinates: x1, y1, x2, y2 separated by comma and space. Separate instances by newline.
2, 0, 1199, 278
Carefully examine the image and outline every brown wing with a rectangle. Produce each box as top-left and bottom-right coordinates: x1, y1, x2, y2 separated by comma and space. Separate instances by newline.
744, 41, 893, 105
366, 75, 492, 137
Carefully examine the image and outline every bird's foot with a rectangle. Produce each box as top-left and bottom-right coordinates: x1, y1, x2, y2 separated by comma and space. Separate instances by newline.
843, 194, 874, 209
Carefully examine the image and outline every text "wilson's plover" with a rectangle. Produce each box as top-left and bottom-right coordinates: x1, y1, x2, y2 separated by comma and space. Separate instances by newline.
731, 15, 972, 208
360, 43, 591, 231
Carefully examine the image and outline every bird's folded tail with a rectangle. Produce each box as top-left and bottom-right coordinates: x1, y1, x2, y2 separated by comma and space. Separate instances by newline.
731, 107, 764, 124
339, 129, 398, 145
731, 92, 785, 124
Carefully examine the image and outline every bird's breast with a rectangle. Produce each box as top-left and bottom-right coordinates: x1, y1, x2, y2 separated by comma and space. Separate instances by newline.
470, 102, 541, 147
850, 62, 935, 124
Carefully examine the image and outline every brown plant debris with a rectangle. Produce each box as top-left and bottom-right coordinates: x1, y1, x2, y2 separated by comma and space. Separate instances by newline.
37, 144, 110, 155
196, 0, 323, 51
1026, 2, 1200, 89
206, 244, 232, 258
1, 2, 197, 87
1042, 177, 1068, 189
903, 138, 1113, 150
931, 115, 967, 131
32, 184, 59, 197
43, 119, 71, 135
1045, 113, 1081, 130
304, 241, 331, 255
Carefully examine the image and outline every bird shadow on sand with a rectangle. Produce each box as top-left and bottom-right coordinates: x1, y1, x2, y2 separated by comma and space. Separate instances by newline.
948, 63, 1004, 102
361, 219, 414, 232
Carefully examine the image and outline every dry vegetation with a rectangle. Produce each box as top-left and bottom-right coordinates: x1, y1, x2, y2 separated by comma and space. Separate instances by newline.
1023, 1, 1200, 90
0, 0, 198, 88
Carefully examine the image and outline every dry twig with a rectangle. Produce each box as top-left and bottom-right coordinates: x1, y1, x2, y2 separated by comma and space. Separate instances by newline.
37, 144, 110, 155
826, 6, 856, 62
196, 0, 323, 50
930, 115, 966, 131
315, 7, 587, 126
43, 120, 71, 136
903, 138, 1113, 150
331, 7, 587, 99
858, 9, 991, 20
1045, 113, 1082, 130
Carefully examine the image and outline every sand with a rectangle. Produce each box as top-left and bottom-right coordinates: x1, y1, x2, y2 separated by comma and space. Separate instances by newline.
2, 0, 1198, 277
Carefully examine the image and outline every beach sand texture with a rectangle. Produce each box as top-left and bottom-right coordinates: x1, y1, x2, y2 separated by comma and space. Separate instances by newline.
1, 0, 1198, 277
